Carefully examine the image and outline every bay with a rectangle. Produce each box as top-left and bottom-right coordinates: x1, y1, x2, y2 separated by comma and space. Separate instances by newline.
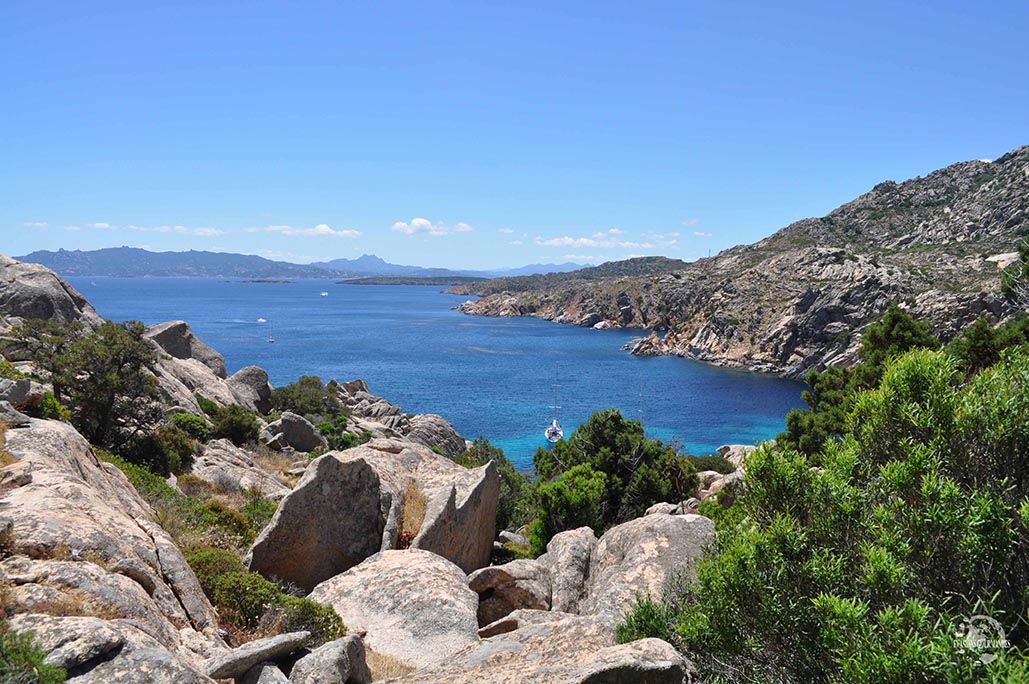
68, 277, 806, 471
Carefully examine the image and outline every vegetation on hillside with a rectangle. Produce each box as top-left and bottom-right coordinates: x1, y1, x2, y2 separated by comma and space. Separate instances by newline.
447, 256, 689, 296
621, 308, 1029, 683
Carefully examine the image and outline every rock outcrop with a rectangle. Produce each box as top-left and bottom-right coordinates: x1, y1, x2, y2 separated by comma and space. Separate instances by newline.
468, 558, 551, 627
227, 365, 274, 414
247, 439, 498, 591
144, 320, 227, 378
0, 417, 225, 675
384, 611, 694, 684
451, 146, 1029, 378
404, 414, 467, 458
0, 254, 103, 332
189, 438, 290, 499
583, 513, 715, 620
289, 635, 372, 684
260, 411, 326, 453
544, 526, 597, 614
309, 550, 479, 669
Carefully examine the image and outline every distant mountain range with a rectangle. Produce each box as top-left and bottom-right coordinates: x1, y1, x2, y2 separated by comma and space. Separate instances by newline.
13, 247, 588, 281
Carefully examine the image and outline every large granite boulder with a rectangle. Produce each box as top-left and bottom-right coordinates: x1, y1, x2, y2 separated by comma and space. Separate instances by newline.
144, 320, 227, 378
265, 411, 326, 453
6, 613, 216, 683
717, 444, 757, 470
288, 635, 371, 684
404, 413, 467, 458
309, 550, 479, 670
227, 365, 274, 414
583, 513, 715, 620
204, 631, 310, 679
0, 254, 103, 331
0, 417, 222, 661
468, 559, 551, 627
152, 354, 237, 408
544, 526, 597, 614
190, 438, 290, 498
383, 612, 694, 684
247, 439, 498, 591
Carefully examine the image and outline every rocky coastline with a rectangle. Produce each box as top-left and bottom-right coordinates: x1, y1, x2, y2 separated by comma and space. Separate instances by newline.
451, 146, 1029, 379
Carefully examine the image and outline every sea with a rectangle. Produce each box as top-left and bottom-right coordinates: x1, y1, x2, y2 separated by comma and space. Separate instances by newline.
67, 277, 806, 471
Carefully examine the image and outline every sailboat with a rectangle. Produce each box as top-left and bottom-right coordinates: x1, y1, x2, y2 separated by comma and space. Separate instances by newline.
544, 367, 563, 443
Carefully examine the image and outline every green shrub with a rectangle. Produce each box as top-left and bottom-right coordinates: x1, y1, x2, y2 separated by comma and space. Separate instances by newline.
528, 463, 607, 555
211, 405, 259, 446
240, 488, 277, 533
201, 500, 254, 543
213, 572, 280, 629
186, 547, 245, 597
269, 376, 344, 422
0, 360, 25, 380
0, 626, 66, 683
170, 413, 212, 441
210, 570, 345, 646
194, 394, 218, 417
26, 392, 69, 421
491, 541, 534, 565
97, 450, 179, 503
621, 348, 1029, 682
533, 409, 698, 527
275, 595, 346, 644
689, 454, 735, 474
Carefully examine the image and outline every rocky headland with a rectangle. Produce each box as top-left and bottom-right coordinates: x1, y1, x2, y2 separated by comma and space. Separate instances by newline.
449, 145, 1029, 378
0, 254, 732, 683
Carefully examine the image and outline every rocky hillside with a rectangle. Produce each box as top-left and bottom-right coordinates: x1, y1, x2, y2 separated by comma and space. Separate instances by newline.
452, 145, 1029, 378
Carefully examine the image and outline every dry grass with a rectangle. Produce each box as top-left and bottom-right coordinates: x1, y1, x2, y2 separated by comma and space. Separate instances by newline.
365, 648, 416, 681
0, 419, 14, 467
398, 482, 427, 549
252, 446, 296, 479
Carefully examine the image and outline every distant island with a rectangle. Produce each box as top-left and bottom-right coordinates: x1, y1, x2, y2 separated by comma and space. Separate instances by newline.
15, 246, 588, 281
338, 276, 488, 286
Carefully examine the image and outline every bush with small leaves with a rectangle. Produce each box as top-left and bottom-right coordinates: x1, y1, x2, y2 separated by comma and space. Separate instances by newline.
213, 571, 280, 630
211, 404, 259, 446
170, 413, 212, 441
186, 547, 245, 597
0, 626, 66, 683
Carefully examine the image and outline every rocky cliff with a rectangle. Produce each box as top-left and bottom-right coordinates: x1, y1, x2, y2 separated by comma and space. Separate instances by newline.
451, 146, 1029, 378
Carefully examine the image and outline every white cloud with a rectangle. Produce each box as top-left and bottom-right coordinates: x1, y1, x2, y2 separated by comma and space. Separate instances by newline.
509, 240, 524, 246
248, 224, 361, 238
680, 218, 700, 226
561, 254, 606, 262
693, 231, 712, 237
498, 228, 514, 234
88, 222, 111, 229
535, 234, 654, 250
392, 218, 473, 237
22, 221, 49, 229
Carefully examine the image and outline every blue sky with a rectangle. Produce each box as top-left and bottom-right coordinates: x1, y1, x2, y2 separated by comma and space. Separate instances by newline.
2, 1, 1026, 269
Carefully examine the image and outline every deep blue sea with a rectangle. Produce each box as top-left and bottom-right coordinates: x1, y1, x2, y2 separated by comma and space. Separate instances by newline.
67, 277, 806, 471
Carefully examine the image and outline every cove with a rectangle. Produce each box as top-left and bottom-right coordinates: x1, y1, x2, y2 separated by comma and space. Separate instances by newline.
68, 277, 807, 471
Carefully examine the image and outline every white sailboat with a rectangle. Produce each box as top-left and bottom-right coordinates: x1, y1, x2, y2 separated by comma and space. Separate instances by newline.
544, 367, 563, 442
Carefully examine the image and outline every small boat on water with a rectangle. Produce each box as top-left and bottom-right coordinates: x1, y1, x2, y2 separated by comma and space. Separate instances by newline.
257, 317, 267, 323
545, 418, 563, 443
320, 292, 328, 296
544, 367, 563, 442
268, 337, 275, 344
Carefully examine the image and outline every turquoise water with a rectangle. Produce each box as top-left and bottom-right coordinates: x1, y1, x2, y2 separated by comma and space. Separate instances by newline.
68, 277, 806, 470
